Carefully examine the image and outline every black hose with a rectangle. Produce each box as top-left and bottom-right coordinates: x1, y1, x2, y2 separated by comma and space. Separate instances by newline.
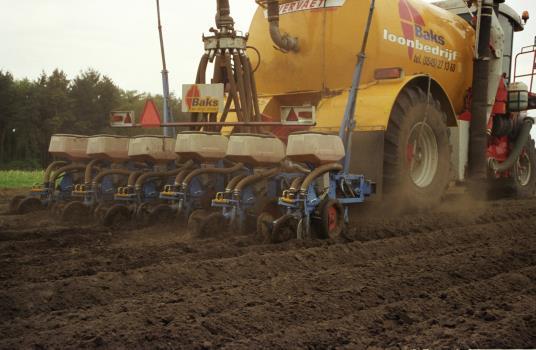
267, 0, 299, 52
490, 118, 534, 172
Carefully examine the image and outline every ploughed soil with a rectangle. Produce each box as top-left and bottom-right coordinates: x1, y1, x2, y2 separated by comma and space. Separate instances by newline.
0, 187, 535, 349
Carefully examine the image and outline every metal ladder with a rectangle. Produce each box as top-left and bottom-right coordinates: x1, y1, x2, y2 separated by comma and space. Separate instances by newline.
514, 37, 536, 93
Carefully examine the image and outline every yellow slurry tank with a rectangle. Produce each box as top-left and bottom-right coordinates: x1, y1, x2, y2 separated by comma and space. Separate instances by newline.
241, 0, 525, 208
249, 0, 475, 131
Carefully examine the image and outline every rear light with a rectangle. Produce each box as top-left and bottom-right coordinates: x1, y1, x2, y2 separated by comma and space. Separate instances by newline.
110, 111, 134, 127
281, 105, 316, 125
374, 67, 404, 80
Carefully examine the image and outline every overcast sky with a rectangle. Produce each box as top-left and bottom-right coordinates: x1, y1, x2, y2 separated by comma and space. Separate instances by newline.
1, 0, 534, 95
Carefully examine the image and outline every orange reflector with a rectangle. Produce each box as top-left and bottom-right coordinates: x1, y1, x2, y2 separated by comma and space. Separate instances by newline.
522, 10, 529, 23
374, 68, 403, 80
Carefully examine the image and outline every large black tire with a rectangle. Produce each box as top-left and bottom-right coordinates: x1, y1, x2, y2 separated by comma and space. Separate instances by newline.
383, 86, 451, 210
512, 137, 536, 198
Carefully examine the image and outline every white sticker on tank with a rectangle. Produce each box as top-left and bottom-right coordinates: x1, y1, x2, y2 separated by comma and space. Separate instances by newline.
263, 0, 346, 17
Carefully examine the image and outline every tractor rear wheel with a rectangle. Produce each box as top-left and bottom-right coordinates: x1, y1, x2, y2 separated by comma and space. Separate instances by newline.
383, 86, 451, 210
512, 137, 536, 197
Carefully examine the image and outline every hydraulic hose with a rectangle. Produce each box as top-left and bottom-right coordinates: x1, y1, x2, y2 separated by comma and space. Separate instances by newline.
234, 167, 280, 195
174, 168, 196, 187
266, 0, 299, 52
135, 169, 183, 191
233, 52, 250, 123
300, 163, 343, 193
127, 171, 145, 187
43, 161, 68, 184
240, 53, 260, 121
224, 51, 244, 122
490, 118, 534, 172
192, 53, 210, 128
84, 159, 105, 185
225, 174, 249, 192
92, 169, 133, 187
289, 176, 305, 192
136, 160, 196, 190
51, 164, 87, 184
282, 162, 311, 174
170, 159, 197, 186
182, 162, 244, 189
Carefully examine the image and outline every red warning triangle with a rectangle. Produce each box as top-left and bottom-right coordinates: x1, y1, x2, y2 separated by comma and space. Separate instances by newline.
287, 108, 299, 122
140, 100, 162, 128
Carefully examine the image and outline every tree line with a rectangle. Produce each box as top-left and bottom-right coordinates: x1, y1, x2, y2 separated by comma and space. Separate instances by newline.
0, 69, 187, 169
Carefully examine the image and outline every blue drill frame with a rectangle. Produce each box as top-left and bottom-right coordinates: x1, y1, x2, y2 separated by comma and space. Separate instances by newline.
211, 172, 301, 233
159, 160, 245, 221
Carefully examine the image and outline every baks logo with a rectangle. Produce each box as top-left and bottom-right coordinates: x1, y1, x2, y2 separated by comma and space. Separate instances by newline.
182, 84, 225, 114
383, 0, 458, 62
185, 85, 201, 111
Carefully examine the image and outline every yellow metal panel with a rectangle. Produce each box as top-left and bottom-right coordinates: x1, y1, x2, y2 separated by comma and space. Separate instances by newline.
315, 76, 438, 132
248, 0, 476, 122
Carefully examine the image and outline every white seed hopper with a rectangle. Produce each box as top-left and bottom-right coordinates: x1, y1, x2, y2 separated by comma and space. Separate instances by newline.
128, 135, 176, 163
286, 132, 345, 165
226, 134, 285, 166
48, 134, 90, 161
86, 135, 130, 161
175, 131, 228, 162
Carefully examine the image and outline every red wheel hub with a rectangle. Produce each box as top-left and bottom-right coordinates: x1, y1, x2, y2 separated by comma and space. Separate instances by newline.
406, 143, 415, 163
327, 205, 338, 232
